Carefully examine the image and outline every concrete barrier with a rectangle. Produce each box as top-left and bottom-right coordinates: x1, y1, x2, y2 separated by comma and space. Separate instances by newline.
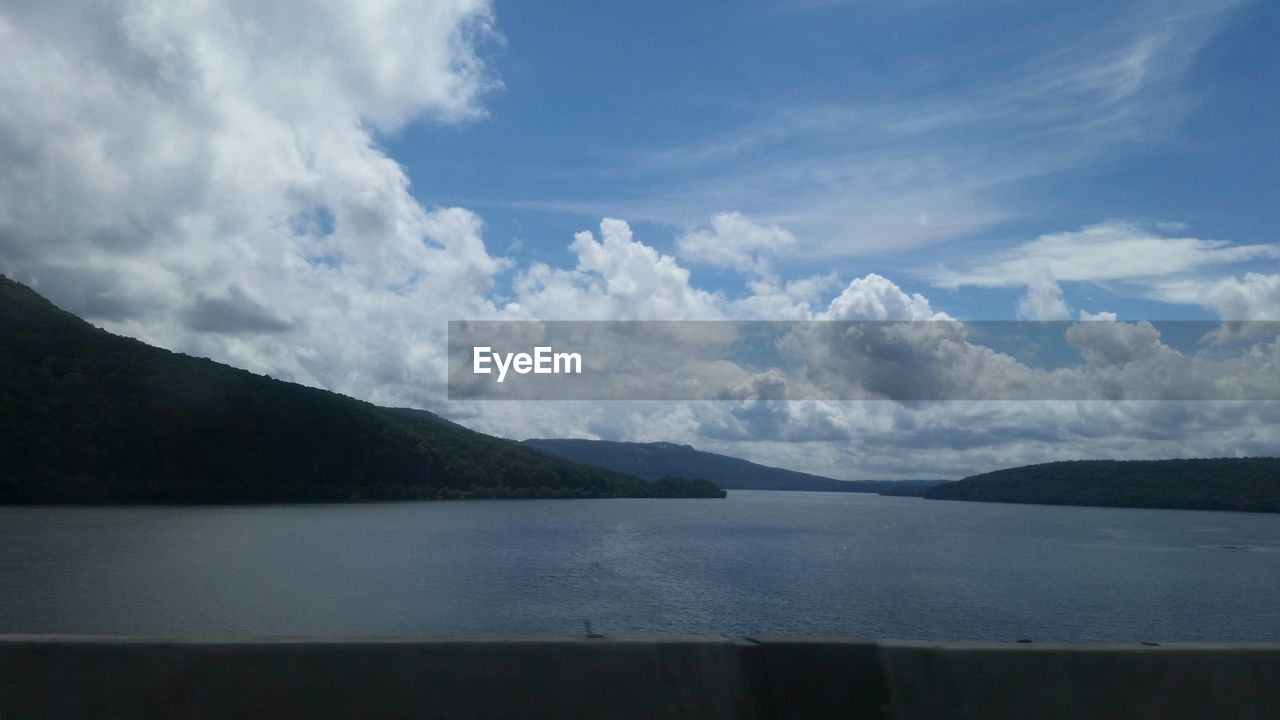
878, 641, 1280, 720
2, 635, 1278, 719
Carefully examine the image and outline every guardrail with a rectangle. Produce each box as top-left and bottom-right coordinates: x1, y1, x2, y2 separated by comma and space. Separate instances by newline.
3, 635, 1278, 719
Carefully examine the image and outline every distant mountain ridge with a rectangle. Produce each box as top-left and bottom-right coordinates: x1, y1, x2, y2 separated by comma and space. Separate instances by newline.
925, 458, 1280, 513
523, 439, 946, 494
0, 276, 723, 503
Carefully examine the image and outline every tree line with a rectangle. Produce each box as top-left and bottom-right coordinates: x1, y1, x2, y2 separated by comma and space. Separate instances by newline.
0, 276, 725, 503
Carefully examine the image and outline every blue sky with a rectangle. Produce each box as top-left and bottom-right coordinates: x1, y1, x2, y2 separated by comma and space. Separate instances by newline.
2, 0, 1278, 477
389, 0, 1279, 320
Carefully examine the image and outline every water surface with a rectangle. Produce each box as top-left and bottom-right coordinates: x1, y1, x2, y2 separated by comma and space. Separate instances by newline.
2, 491, 1278, 641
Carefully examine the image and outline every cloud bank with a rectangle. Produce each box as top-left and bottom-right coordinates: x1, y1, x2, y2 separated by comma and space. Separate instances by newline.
0, 1, 1276, 479
0, 0, 504, 408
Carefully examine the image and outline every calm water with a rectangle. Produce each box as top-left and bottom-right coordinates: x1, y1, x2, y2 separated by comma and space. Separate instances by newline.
2, 491, 1279, 642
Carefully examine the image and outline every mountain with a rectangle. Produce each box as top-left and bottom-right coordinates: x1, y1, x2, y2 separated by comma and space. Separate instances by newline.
522, 439, 946, 494
0, 276, 723, 503
924, 458, 1280, 513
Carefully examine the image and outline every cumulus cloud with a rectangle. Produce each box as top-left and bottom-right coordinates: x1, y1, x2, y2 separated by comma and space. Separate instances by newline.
0, 1, 1275, 479
728, 273, 843, 320
1015, 272, 1071, 321
462, 396, 1280, 481
505, 218, 723, 320
821, 273, 949, 321
1066, 321, 1164, 367
1149, 272, 1280, 320
502, 220, 959, 326
440, 223, 1280, 476
0, 0, 503, 407
779, 318, 1279, 403
675, 212, 795, 275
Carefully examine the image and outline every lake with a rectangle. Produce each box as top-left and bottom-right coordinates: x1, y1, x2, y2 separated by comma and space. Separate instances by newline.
2, 491, 1278, 641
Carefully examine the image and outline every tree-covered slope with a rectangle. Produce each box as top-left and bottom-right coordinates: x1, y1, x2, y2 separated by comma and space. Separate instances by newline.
924, 458, 1280, 513
0, 276, 723, 503
523, 438, 945, 493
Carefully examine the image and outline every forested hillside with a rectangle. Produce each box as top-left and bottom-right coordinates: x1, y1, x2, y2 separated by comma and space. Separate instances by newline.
0, 276, 723, 503
925, 458, 1280, 513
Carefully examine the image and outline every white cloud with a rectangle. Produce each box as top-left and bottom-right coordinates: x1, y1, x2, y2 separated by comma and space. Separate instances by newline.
504, 222, 951, 324
675, 212, 795, 275
0, 0, 502, 408
929, 220, 1280, 323
409, 237, 1280, 474
821, 273, 948, 321
1015, 273, 1071, 321
0, 1, 1275, 480
1065, 320, 1166, 368
728, 273, 843, 320
1149, 272, 1280, 320
931, 222, 1280, 288
463, 397, 1280, 481
504, 218, 723, 320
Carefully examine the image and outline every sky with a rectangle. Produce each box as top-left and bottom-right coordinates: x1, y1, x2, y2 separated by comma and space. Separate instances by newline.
1, 0, 1278, 479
